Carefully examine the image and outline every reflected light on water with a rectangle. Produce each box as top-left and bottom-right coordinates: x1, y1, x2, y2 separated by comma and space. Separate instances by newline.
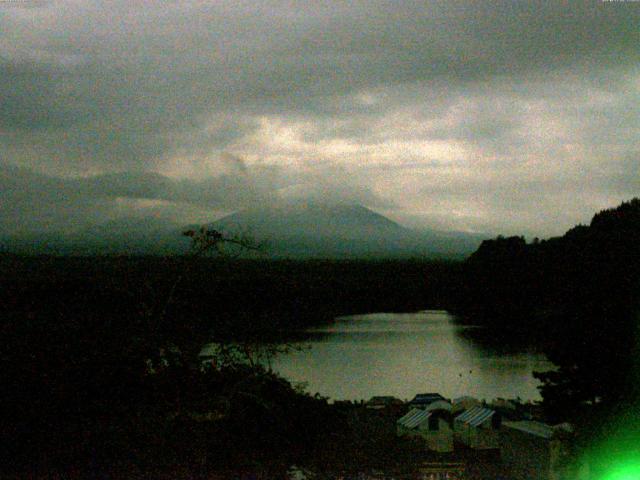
271, 310, 554, 401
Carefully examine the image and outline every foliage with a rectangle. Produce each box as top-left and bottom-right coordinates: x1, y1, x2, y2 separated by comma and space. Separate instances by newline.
0, 227, 345, 477
1, 223, 462, 477
453, 198, 640, 472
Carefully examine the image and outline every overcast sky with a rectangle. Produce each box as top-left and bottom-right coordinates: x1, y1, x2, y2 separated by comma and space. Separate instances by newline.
1, 0, 639, 237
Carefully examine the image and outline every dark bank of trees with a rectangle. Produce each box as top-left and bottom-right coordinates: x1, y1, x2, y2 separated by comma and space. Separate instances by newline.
452, 198, 640, 472
4, 197, 638, 476
453, 199, 640, 332
0, 234, 458, 477
0, 229, 351, 477
0, 255, 455, 340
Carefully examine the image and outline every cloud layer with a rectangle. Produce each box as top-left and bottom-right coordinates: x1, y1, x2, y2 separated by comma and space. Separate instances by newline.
1, 1, 639, 236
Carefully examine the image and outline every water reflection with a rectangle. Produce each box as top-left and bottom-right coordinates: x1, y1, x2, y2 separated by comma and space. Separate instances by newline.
271, 310, 553, 401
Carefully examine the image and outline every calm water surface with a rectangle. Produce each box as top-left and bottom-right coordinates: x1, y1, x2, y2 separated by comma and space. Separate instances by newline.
271, 310, 553, 401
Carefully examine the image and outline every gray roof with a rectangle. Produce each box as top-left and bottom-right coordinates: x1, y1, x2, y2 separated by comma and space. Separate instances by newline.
455, 406, 495, 427
398, 408, 433, 429
410, 393, 445, 404
368, 396, 401, 404
425, 400, 453, 412
503, 420, 554, 439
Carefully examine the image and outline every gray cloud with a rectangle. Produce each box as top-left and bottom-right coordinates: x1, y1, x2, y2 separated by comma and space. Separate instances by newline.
0, 162, 282, 233
0, 159, 392, 234
0, 1, 639, 236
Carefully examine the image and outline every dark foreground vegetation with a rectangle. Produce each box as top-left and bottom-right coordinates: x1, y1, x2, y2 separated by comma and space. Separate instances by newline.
1, 198, 638, 477
0, 251, 459, 477
1, 255, 457, 329
453, 198, 640, 474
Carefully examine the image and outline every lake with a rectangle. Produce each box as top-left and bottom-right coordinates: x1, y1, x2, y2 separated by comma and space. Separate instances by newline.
271, 310, 554, 402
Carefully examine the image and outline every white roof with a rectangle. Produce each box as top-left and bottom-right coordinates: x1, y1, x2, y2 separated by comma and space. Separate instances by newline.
455, 406, 495, 427
503, 421, 554, 439
397, 408, 432, 429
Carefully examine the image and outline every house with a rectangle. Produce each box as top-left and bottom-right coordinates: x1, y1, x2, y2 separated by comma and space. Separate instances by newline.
365, 395, 404, 410
501, 420, 575, 480
397, 407, 454, 452
454, 406, 501, 450
408, 392, 446, 409
490, 397, 518, 411
425, 399, 453, 413
452, 395, 481, 414
490, 398, 522, 420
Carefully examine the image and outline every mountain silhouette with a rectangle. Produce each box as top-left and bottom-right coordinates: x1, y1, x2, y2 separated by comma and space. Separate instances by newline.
210, 201, 481, 259
0, 200, 482, 258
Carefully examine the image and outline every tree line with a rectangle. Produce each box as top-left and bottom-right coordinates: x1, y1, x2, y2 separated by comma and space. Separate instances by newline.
0, 232, 456, 477
450, 198, 640, 475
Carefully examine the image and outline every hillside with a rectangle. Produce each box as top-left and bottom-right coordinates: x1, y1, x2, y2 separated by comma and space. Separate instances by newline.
1, 201, 482, 258
212, 201, 481, 259
0, 216, 189, 255
451, 198, 640, 433
454, 197, 640, 324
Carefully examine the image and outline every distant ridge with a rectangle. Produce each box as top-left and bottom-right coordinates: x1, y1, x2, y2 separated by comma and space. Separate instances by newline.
0, 215, 189, 256
0, 200, 482, 258
210, 201, 481, 259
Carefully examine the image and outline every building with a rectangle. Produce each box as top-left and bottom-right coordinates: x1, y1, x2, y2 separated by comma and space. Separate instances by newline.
365, 396, 404, 410
408, 392, 446, 409
501, 420, 574, 480
454, 406, 501, 450
425, 399, 453, 413
490, 398, 522, 420
452, 396, 481, 414
397, 407, 454, 452
490, 397, 518, 411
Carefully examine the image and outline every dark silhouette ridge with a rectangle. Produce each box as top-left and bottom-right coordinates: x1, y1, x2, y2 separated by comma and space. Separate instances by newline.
2, 197, 637, 477
210, 200, 483, 259
0, 200, 482, 259
451, 198, 640, 475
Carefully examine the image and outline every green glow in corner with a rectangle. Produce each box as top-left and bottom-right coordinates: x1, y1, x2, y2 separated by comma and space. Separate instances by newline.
601, 461, 640, 480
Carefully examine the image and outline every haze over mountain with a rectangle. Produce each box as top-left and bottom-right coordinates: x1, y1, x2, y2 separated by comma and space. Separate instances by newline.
1, 200, 482, 258
211, 200, 482, 258
0, 215, 188, 256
